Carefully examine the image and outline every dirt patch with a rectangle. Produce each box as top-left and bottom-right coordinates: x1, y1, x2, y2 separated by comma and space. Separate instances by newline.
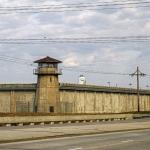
0, 111, 150, 117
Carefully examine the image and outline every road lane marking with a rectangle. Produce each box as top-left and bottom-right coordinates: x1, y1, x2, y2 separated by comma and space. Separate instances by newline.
122, 140, 134, 143
69, 148, 82, 150
1, 128, 150, 146
84, 138, 150, 149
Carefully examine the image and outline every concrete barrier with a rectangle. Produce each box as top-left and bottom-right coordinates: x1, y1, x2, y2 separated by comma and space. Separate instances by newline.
0, 114, 133, 127
133, 114, 150, 119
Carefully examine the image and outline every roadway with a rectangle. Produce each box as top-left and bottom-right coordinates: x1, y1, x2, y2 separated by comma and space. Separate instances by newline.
0, 129, 150, 150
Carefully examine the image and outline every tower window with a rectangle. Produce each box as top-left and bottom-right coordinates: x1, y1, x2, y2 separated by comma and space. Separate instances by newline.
50, 77, 52, 82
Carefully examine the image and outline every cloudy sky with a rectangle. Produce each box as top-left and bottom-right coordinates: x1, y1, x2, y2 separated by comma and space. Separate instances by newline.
0, 0, 150, 89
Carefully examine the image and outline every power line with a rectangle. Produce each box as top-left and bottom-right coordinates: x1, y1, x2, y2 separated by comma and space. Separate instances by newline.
1, 2, 150, 10
0, 54, 30, 62
0, 41, 149, 44
0, 36, 150, 44
0, 41, 150, 44
0, 54, 150, 77
0, 58, 36, 66
0, 54, 36, 67
0, 55, 129, 75
1, 36, 150, 40
0, 1, 149, 14
0, 6, 150, 14
1, 1, 150, 10
0, 0, 144, 8
60, 66, 130, 75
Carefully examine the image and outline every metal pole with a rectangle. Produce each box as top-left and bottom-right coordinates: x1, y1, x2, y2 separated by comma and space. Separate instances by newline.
130, 66, 145, 113
137, 66, 140, 112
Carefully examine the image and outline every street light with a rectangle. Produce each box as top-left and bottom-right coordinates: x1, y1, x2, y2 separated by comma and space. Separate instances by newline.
108, 82, 110, 87
146, 85, 149, 90
129, 83, 132, 89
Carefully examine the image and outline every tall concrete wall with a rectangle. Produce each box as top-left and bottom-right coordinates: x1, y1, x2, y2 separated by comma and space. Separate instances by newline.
0, 91, 36, 113
59, 83, 150, 113
0, 84, 36, 113
0, 83, 150, 113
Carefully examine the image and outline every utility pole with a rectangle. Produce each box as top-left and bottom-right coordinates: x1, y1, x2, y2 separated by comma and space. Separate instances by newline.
130, 66, 146, 112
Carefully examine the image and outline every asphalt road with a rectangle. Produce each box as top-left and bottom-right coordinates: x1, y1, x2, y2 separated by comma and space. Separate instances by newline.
0, 129, 150, 150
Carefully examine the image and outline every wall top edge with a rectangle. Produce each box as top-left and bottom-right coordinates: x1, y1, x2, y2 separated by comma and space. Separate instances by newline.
59, 86, 150, 95
59, 82, 150, 92
0, 84, 37, 88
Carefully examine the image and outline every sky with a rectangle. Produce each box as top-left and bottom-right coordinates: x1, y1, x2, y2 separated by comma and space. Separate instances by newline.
0, 0, 150, 89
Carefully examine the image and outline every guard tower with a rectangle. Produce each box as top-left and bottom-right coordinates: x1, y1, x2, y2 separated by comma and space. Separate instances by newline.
33, 56, 62, 113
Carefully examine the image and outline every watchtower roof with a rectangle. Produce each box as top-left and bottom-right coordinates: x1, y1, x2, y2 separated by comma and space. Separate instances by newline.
34, 56, 62, 63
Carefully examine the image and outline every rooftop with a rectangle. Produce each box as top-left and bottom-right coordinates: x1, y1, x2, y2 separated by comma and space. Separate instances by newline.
34, 56, 62, 63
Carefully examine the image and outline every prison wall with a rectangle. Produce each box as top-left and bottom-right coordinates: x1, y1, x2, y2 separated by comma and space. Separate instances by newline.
59, 83, 150, 113
0, 83, 150, 113
0, 84, 36, 113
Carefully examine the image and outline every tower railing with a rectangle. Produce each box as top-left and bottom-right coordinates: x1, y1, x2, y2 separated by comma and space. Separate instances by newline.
33, 68, 62, 75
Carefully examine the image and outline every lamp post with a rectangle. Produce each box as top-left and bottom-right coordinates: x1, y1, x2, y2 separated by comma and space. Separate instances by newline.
108, 82, 110, 87
146, 85, 149, 90
129, 83, 132, 89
